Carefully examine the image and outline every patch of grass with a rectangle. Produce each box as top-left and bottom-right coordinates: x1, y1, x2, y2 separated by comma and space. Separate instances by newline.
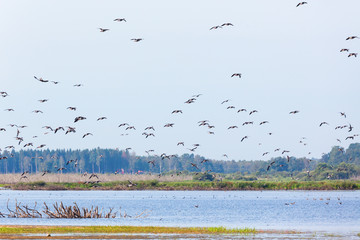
0, 225, 256, 235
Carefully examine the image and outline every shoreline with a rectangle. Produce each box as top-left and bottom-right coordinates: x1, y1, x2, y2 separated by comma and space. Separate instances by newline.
1, 180, 359, 191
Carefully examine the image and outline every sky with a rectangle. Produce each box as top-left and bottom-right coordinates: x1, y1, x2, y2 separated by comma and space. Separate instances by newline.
0, 0, 359, 161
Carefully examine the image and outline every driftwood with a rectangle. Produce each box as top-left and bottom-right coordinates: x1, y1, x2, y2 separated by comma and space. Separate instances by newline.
0, 200, 150, 219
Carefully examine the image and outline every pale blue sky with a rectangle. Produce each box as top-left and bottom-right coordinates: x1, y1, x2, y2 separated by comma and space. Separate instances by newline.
0, 0, 359, 160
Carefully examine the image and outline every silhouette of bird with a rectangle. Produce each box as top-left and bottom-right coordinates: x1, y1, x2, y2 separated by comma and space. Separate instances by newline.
340, 49, 349, 52
296, 2, 307, 7
97, 117, 107, 121
34, 76, 49, 83
237, 108, 247, 113
241, 136, 248, 142
73, 84, 83, 87
145, 126, 155, 131
210, 25, 222, 30
340, 112, 346, 118
164, 123, 174, 127
38, 99, 48, 103
346, 36, 359, 40
171, 110, 183, 114
231, 73, 241, 78
249, 110, 258, 115
177, 142, 184, 146
259, 121, 269, 125
319, 122, 329, 127
37, 144, 46, 148
32, 110, 43, 113
148, 160, 155, 166
83, 133, 93, 138
221, 23, 233, 27
114, 18, 126, 22
131, 38, 143, 42
74, 116, 86, 123
99, 28, 109, 32
67, 107, 77, 111
289, 110, 299, 114
348, 53, 358, 57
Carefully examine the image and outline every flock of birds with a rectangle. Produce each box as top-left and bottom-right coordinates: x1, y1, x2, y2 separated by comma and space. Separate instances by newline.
0, 3, 359, 182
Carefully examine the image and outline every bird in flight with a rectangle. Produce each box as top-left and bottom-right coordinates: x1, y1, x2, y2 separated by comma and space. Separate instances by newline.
34, 76, 49, 83
231, 73, 242, 78
340, 112, 346, 118
340, 49, 349, 52
131, 38, 143, 42
83, 133, 93, 138
99, 28, 109, 32
348, 53, 358, 57
346, 36, 359, 40
210, 25, 222, 30
74, 116, 86, 123
289, 110, 299, 114
221, 23, 234, 27
97, 117, 107, 121
296, 2, 307, 7
319, 122, 329, 127
67, 107, 76, 111
114, 18, 126, 22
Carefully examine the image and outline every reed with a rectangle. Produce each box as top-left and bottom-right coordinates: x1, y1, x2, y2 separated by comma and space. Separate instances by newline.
0, 201, 149, 219
0, 225, 256, 234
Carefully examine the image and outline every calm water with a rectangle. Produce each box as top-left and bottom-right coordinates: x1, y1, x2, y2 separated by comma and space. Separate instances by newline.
0, 190, 359, 234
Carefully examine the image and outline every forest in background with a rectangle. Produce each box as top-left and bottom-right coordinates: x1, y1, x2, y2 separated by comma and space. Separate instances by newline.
1, 143, 360, 181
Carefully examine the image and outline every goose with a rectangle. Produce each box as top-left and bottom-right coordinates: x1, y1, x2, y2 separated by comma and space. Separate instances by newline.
54, 127, 64, 133
259, 121, 269, 125
340, 49, 349, 52
296, 2, 307, 7
191, 163, 200, 169
125, 126, 136, 130
131, 38, 143, 42
4, 108, 14, 111
210, 25, 222, 30
249, 110, 258, 115
99, 28, 109, 32
82, 133, 93, 138
118, 123, 129, 127
114, 18, 126, 22
145, 126, 155, 131
32, 110, 43, 113
346, 36, 359, 40
289, 110, 299, 114
241, 136, 248, 142
74, 116, 86, 123
164, 123, 174, 127
228, 126, 238, 129
340, 112, 346, 118
73, 84, 83, 87
177, 142, 184, 146
97, 117, 107, 121
221, 23, 233, 26
67, 107, 77, 111
171, 110, 183, 114
348, 53, 357, 57
38, 99, 48, 103
231, 73, 241, 78
34, 76, 49, 83
37, 144, 46, 148
237, 108, 247, 113
319, 122, 329, 127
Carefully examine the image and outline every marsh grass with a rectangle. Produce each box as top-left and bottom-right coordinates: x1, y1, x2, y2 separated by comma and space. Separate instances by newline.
2, 175, 359, 190
0, 225, 256, 235
0, 174, 192, 184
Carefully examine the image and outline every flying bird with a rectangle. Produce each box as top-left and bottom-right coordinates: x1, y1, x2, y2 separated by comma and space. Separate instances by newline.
83, 133, 93, 138
99, 28, 109, 32
74, 116, 86, 123
97, 117, 107, 121
114, 18, 126, 22
131, 38, 143, 42
34, 76, 49, 83
346, 36, 359, 40
289, 110, 299, 114
210, 25, 222, 30
348, 53, 358, 57
296, 2, 307, 7
340, 49, 349, 52
319, 122, 329, 127
231, 73, 242, 78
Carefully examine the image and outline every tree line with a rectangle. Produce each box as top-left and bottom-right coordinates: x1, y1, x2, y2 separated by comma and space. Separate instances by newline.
0, 143, 360, 180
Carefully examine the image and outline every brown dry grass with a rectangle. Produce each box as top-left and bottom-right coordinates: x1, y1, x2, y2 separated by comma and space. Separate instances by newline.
0, 173, 192, 184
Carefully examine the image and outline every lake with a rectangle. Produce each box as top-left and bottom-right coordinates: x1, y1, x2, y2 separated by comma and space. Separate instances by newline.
0, 190, 359, 235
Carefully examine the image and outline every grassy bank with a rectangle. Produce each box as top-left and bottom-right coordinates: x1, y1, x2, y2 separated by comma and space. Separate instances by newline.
4, 179, 360, 190
0, 225, 256, 235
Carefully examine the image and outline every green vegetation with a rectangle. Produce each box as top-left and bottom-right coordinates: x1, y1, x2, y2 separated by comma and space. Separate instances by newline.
8, 179, 360, 190
1, 143, 360, 181
0, 225, 256, 235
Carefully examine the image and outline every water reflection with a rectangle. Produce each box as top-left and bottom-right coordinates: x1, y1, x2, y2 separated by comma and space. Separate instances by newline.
0, 190, 359, 234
